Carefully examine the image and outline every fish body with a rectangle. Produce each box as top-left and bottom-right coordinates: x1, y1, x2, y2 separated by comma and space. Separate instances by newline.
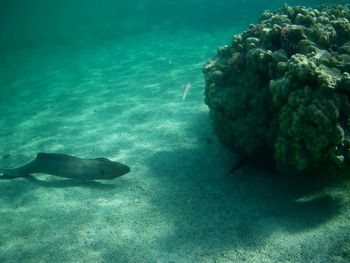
182, 82, 192, 100
224, 156, 248, 176
0, 153, 130, 180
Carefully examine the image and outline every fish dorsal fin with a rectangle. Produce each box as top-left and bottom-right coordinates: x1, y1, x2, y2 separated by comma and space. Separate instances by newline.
36, 153, 75, 161
95, 157, 111, 163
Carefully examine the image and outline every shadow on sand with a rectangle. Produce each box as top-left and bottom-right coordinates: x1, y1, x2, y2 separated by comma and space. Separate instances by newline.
142, 112, 346, 255
0, 174, 122, 190
145, 150, 345, 253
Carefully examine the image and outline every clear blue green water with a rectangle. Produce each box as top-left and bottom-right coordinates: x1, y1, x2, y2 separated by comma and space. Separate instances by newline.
0, 1, 349, 262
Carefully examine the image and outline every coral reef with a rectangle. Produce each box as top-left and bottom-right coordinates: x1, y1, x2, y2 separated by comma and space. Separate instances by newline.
203, 4, 350, 174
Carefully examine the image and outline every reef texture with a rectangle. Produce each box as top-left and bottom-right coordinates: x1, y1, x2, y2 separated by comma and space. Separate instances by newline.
203, 4, 350, 174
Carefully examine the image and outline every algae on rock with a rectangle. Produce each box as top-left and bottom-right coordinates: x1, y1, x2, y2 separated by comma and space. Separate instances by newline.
203, 4, 350, 174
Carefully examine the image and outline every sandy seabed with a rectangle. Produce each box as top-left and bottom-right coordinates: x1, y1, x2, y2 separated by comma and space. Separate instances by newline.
0, 28, 350, 263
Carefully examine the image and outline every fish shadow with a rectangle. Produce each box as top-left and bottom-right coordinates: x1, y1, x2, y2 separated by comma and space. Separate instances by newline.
23, 174, 120, 190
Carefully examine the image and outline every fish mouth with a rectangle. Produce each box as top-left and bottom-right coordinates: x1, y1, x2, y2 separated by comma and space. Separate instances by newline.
120, 164, 131, 175
124, 166, 131, 174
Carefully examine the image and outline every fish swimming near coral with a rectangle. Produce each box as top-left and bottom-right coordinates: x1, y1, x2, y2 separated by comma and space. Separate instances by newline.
224, 152, 276, 176
182, 82, 192, 101
0, 153, 130, 180
224, 156, 249, 176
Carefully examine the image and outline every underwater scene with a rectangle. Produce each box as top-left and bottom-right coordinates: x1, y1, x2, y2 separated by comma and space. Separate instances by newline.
1, 0, 350, 262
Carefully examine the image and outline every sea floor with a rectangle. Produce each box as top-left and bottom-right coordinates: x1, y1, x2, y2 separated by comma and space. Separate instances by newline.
0, 27, 350, 263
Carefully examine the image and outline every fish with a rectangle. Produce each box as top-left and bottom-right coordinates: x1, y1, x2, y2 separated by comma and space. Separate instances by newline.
224, 156, 248, 176
0, 153, 130, 180
182, 82, 192, 101
224, 152, 276, 176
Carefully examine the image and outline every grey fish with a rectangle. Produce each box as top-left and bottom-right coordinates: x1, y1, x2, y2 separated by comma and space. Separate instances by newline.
0, 153, 130, 180
224, 156, 248, 176
225, 152, 276, 176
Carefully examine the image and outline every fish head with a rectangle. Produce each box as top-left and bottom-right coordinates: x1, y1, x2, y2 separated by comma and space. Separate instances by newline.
96, 158, 130, 179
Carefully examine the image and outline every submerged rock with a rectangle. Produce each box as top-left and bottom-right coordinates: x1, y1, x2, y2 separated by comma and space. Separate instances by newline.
203, 4, 350, 175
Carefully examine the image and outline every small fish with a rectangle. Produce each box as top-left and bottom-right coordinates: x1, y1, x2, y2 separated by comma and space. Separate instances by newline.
182, 82, 192, 101
224, 156, 248, 176
225, 153, 276, 176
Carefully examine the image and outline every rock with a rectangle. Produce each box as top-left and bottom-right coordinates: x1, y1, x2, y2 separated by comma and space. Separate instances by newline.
203, 4, 350, 174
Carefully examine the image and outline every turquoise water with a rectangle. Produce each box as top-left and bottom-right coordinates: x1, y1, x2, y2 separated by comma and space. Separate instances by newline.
1, 1, 350, 262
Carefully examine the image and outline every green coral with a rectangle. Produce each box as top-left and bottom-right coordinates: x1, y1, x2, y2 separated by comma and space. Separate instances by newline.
276, 87, 341, 171
203, 4, 350, 174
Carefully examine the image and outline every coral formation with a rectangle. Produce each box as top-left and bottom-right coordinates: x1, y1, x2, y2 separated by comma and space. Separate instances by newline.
203, 4, 350, 174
